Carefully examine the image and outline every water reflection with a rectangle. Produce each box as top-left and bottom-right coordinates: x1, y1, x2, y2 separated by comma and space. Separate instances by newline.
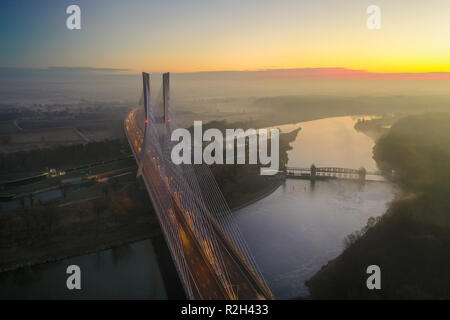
273, 116, 380, 170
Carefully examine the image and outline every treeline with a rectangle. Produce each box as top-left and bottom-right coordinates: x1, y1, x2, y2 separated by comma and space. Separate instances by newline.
306, 113, 450, 299
374, 113, 450, 193
0, 139, 127, 175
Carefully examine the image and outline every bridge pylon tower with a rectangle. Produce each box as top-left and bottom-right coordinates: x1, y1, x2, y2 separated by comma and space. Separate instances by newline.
137, 72, 150, 177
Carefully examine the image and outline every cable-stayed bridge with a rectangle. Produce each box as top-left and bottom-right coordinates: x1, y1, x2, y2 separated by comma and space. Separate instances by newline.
124, 73, 274, 300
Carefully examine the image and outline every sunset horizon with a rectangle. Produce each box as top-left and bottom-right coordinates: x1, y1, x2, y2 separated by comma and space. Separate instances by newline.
2, 1, 450, 74
4, 66, 450, 80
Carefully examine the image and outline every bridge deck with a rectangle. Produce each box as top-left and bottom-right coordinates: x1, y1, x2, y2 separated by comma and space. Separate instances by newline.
125, 107, 273, 300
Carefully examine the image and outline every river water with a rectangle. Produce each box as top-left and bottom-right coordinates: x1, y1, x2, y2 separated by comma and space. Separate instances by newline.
0, 238, 170, 299
0, 116, 394, 299
233, 116, 394, 298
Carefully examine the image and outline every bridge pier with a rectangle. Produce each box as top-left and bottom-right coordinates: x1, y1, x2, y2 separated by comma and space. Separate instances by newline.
358, 167, 366, 183
310, 164, 317, 181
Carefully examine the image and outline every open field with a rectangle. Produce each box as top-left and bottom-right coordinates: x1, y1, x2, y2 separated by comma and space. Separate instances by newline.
0, 104, 130, 154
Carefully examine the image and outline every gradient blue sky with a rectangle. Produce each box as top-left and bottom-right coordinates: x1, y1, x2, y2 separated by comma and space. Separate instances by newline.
1, 0, 449, 73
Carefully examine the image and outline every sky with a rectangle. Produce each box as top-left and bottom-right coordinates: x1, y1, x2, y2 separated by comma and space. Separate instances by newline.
1, 0, 450, 74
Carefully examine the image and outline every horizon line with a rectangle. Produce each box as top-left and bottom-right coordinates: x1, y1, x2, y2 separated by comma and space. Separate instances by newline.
2, 66, 450, 80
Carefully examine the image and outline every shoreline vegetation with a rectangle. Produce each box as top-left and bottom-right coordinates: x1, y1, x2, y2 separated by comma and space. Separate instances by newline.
354, 114, 402, 142
0, 120, 299, 273
305, 113, 450, 299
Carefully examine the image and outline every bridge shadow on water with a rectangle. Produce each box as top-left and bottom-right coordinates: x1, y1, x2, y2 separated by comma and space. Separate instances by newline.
152, 233, 186, 300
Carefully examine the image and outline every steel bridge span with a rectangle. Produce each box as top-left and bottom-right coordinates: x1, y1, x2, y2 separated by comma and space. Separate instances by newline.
285, 166, 385, 181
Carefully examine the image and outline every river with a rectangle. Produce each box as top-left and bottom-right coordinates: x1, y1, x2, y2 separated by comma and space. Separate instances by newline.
232, 116, 394, 298
0, 116, 394, 299
0, 236, 179, 299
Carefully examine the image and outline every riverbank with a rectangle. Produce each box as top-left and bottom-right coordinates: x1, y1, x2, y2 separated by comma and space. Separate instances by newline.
0, 220, 161, 273
0, 180, 161, 273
